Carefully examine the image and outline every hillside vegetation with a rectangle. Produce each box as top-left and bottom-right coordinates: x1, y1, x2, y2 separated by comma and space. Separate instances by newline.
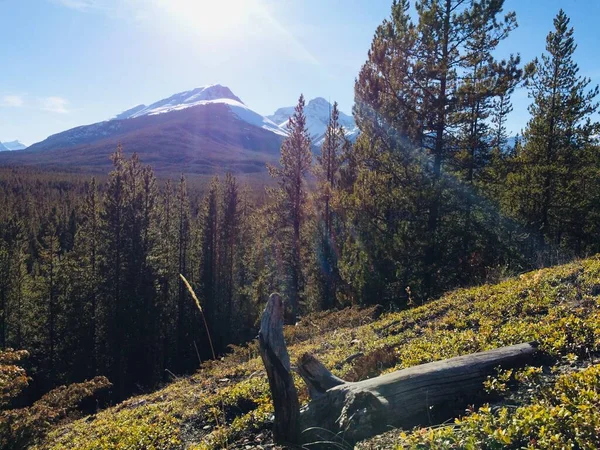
23, 255, 600, 449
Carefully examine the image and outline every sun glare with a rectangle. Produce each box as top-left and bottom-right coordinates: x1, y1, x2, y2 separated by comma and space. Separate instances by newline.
157, 0, 259, 39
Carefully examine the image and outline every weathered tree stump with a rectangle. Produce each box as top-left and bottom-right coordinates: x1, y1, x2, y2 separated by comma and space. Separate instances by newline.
258, 294, 539, 445
258, 293, 300, 444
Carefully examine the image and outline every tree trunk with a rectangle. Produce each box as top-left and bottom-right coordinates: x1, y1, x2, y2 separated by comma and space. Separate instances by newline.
258, 293, 300, 444
258, 294, 539, 446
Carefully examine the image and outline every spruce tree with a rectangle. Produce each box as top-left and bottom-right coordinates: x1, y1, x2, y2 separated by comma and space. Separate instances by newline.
219, 173, 239, 340
6, 217, 29, 349
314, 102, 345, 309
73, 177, 101, 375
268, 94, 313, 322
200, 176, 219, 352
99, 145, 127, 397
35, 208, 61, 387
505, 10, 599, 259
175, 175, 192, 370
0, 240, 8, 348
451, 1, 521, 280
99, 146, 162, 398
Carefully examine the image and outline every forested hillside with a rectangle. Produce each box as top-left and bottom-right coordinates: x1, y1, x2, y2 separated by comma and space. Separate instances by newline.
1, 0, 600, 448
4, 255, 600, 449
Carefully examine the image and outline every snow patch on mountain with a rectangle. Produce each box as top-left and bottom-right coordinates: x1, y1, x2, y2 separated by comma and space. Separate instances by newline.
0, 142, 8, 152
113, 105, 147, 121
114, 85, 286, 137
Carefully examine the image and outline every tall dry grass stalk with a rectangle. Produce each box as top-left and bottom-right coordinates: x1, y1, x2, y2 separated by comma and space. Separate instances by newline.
180, 274, 216, 360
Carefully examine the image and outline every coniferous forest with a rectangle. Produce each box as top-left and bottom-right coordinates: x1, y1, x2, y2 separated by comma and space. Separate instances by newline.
2, 2, 600, 445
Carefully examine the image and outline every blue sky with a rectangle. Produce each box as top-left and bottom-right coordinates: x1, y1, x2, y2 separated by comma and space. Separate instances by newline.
1, 0, 599, 145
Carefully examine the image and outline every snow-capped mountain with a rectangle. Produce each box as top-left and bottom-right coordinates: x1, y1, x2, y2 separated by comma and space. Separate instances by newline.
3, 85, 286, 174
0, 87, 363, 174
114, 85, 286, 137
1, 140, 27, 151
268, 106, 296, 128
0, 142, 8, 152
267, 97, 359, 146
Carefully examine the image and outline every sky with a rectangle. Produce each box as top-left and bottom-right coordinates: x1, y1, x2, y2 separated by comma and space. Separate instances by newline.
1, 0, 599, 146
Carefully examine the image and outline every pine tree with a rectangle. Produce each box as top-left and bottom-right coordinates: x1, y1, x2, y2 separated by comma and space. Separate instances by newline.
268, 94, 313, 322
36, 208, 61, 387
200, 176, 219, 352
98, 146, 162, 398
6, 218, 29, 349
451, 0, 521, 280
314, 102, 346, 309
175, 175, 192, 369
73, 178, 101, 375
99, 145, 128, 398
0, 239, 10, 349
505, 10, 599, 260
219, 173, 239, 340
351, 0, 521, 299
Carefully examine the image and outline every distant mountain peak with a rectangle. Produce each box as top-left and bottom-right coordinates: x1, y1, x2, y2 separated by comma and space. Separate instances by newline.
307, 97, 330, 106
114, 85, 245, 120
7, 84, 288, 174
0, 140, 27, 151
267, 97, 358, 145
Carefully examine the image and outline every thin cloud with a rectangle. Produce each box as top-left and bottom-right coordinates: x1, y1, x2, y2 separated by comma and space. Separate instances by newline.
1, 95, 25, 107
1, 94, 72, 114
40, 97, 70, 114
49, 0, 119, 15
51, 0, 98, 11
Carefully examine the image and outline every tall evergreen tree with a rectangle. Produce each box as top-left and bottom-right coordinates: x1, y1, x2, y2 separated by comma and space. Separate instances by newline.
351, 0, 521, 300
98, 146, 161, 398
99, 146, 128, 398
0, 240, 9, 349
6, 218, 29, 350
451, 0, 521, 280
219, 173, 239, 340
35, 208, 61, 388
314, 102, 346, 309
175, 175, 193, 369
73, 178, 101, 375
200, 176, 219, 352
268, 94, 313, 322
505, 10, 599, 259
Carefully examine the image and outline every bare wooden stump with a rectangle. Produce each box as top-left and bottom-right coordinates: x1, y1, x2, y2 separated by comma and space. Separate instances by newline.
258, 294, 539, 445
258, 293, 300, 444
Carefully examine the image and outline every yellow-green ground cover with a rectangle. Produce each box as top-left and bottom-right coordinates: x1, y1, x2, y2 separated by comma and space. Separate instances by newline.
36, 256, 600, 449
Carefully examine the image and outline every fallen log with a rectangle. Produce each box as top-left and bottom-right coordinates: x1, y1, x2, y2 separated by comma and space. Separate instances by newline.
258, 294, 540, 446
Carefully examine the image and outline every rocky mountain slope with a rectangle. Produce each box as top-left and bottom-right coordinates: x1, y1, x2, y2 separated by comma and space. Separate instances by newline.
0, 86, 285, 174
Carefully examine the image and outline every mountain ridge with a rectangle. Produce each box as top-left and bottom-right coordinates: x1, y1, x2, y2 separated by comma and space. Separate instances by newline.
0, 86, 359, 174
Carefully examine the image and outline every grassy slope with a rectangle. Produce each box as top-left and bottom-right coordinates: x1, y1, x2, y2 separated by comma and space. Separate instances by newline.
36, 256, 600, 449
